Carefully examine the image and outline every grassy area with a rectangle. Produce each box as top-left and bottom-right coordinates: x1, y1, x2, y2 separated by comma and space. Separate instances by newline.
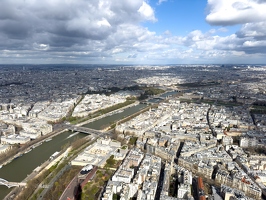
43, 166, 82, 200
104, 155, 121, 169
81, 169, 113, 200
179, 98, 243, 107
27, 137, 94, 199
30, 189, 44, 200
200, 99, 215, 104
138, 87, 165, 100
17, 170, 50, 200
68, 100, 135, 124
250, 105, 266, 114
129, 137, 138, 146
169, 176, 177, 197
109, 123, 116, 129
105, 155, 116, 168
68, 86, 164, 124
177, 81, 220, 88
86, 85, 163, 96
113, 194, 121, 200
142, 87, 165, 95
48, 161, 59, 173
43, 161, 68, 185
215, 101, 243, 107
101, 100, 135, 114
24, 161, 66, 200
179, 98, 199, 103
85, 86, 130, 95
66, 85, 166, 124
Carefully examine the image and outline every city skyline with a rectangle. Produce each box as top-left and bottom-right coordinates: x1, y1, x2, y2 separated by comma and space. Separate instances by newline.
1, 0, 266, 65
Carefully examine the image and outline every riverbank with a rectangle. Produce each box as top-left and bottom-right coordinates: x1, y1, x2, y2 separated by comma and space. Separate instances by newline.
2, 132, 89, 200
0, 128, 67, 168
77, 101, 139, 126
1, 100, 139, 168
1, 101, 143, 199
7, 133, 96, 200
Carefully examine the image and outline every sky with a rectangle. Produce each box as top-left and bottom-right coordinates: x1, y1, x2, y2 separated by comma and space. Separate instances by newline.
1, 0, 266, 65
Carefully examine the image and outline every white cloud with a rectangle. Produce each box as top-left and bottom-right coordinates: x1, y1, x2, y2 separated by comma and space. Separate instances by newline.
157, 0, 168, 5
33, 43, 50, 50
1, 0, 266, 64
138, 2, 157, 22
208, 29, 216, 34
218, 27, 228, 32
97, 18, 111, 27
237, 22, 266, 38
0, 0, 156, 44
206, 0, 266, 25
163, 30, 172, 35
243, 40, 266, 47
231, 50, 245, 56
112, 48, 123, 54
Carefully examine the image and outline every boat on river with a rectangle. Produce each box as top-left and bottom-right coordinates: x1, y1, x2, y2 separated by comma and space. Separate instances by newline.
31, 142, 42, 149
45, 138, 52, 142
24, 149, 32, 154
66, 132, 79, 139
14, 154, 23, 160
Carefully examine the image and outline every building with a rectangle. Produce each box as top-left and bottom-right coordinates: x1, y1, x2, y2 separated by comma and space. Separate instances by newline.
222, 136, 233, 146
0, 144, 11, 154
240, 137, 258, 148
1, 134, 30, 145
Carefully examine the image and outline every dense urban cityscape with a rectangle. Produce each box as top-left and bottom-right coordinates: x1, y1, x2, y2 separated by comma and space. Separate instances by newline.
0, 64, 266, 200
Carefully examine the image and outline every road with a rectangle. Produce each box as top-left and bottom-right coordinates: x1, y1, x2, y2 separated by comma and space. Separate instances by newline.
37, 164, 71, 200
59, 166, 98, 200
36, 132, 109, 199
59, 176, 79, 200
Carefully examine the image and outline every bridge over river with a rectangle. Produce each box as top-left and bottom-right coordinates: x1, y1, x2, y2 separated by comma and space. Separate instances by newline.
0, 178, 26, 188
63, 124, 103, 135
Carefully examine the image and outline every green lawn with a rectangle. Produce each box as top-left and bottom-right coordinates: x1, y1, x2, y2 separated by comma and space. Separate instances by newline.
81, 169, 113, 200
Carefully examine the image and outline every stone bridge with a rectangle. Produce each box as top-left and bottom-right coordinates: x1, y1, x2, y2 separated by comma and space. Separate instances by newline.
64, 124, 103, 135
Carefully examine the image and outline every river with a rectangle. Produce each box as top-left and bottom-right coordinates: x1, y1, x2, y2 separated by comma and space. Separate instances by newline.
0, 103, 147, 199
83, 103, 147, 130
0, 131, 86, 199
80, 92, 176, 130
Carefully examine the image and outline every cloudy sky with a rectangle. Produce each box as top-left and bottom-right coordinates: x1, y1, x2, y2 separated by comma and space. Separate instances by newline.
1, 0, 266, 65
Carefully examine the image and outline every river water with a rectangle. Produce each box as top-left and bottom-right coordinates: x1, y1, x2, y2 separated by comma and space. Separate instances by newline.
0, 131, 86, 199
147, 91, 178, 103
160, 90, 177, 98
0, 103, 147, 199
83, 103, 147, 130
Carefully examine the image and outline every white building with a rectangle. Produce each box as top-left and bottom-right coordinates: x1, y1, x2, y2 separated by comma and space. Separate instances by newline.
0, 144, 11, 154
178, 184, 190, 199
20, 131, 41, 140
240, 137, 258, 148
222, 136, 233, 146
1, 134, 30, 145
